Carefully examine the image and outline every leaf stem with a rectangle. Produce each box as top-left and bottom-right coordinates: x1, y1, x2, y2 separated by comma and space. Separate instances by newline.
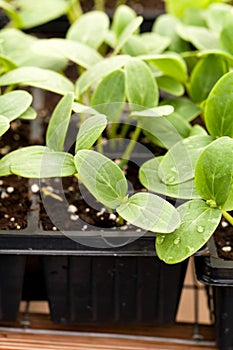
222, 210, 233, 226
94, 0, 105, 11
67, 0, 83, 23
119, 123, 141, 168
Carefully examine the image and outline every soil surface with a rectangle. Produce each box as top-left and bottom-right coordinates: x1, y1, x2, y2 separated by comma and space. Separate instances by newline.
214, 214, 233, 260
0, 175, 31, 230
39, 158, 145, 232
81, 0, 165, 12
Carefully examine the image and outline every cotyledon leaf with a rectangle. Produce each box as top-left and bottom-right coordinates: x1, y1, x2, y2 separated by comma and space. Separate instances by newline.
139, 157, 200, 200
116, 192, 181, 233
74, 150, 128, 209
156, 200, 222, 264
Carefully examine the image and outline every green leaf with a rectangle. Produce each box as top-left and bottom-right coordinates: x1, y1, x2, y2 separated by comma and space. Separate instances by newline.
122, 35, 148, 56
46, 93, 74, 152
177, 24, 219, 50
19, 107, 37, 120
72, 102, 99, 115
75, 114, 107, 152
0, 146, 76, 178
156, 200, 222, 264
166, 113, 191, 139
0, 146, 46, 176
196, 50, 233, 67
220, 18, 233, 55
113, 17, 143, 55
74, 150, 128, 209
11, 150, 75, 178
132, 107, 191, 148
157, 76, 185, 96
75, 55, 131, 97
158, 135, 213, 185
31, 39, 102, 69
189, 124, 208, 136
138, 115, 183, 149
189, 54, 229, 103
141, 53, 187, 83
0, 0, 22, 27
184, 7, 206, 26
130, 105, 174, 118
140, 32, 171, 54
0, 90, 32, 121
117, 192, 181, 233
91, 69, 125, 121
0, 115, 10, 137
0, 29, 67, 71
111, 5, 137, 38
1, 145, 75, 178
153, 14, 190, 53
203, 3, 233, 33
165, 0, 223, 18
13, 0, 69, 29
0, 54, 17, 74
123, 33, 171, 56
195, 137, 233, 210
205, 71, 233, 138
66, 11, 109, 49
0, 67, 74, 95
125, 58, 158, 110
139, 157, 200, 199
160, 97, 201, 122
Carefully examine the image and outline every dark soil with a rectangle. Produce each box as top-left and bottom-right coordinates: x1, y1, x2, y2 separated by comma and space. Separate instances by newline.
214, 214, 233, 261
39, 160, 144, 232
0, 120, 32, 157
82, 0, 165, 13
0, 175, 31, 230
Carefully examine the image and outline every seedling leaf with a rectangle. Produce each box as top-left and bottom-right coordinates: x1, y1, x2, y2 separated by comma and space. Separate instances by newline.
74, 150, 128, 209
46, 93, 74, 152
117, 192, 181, 233
75, 114, 107, 152
156, 200, 222, 264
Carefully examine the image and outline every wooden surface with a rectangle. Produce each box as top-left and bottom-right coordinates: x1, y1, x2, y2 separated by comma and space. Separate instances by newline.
0, 313, 216, 350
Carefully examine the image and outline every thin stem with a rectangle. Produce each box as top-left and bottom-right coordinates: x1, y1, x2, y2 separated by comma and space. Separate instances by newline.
94, 0, 105, 11
119, 123, 141, 168
96, 136, 103, 153
116, 0, 126, 5
4, 84, 15, 94
222, 210, 233, 226
67, 0, 83, 23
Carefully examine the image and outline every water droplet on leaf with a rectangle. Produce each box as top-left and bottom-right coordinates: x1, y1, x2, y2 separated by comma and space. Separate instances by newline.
186, 246, 195, 254
157, 235, 165, 245
165, 175, 175, 184
197, 225, 204, 233
173, 237, 181, 245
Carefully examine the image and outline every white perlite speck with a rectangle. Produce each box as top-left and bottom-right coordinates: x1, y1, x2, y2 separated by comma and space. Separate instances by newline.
222, 246, 232, 252
6, 187, 14, 193
68, 204, 78, 213
221, 221, 229, 228
31, 184, 39, 193
109, 213, 117, 220
70, 214, 79, 221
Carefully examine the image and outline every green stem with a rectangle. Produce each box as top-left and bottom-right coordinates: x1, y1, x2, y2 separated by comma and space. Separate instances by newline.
116, 0, 126, 6
4, 84, 15, 94
222, 210, 233, 226
94, 0, 105, 11
67, 0, 83, 23
96, 136, 103, 153
119, 123, 141, 168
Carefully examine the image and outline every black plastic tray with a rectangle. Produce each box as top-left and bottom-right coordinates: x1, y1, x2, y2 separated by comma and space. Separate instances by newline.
195, 236, 233, 350
195, 236, 233, 286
